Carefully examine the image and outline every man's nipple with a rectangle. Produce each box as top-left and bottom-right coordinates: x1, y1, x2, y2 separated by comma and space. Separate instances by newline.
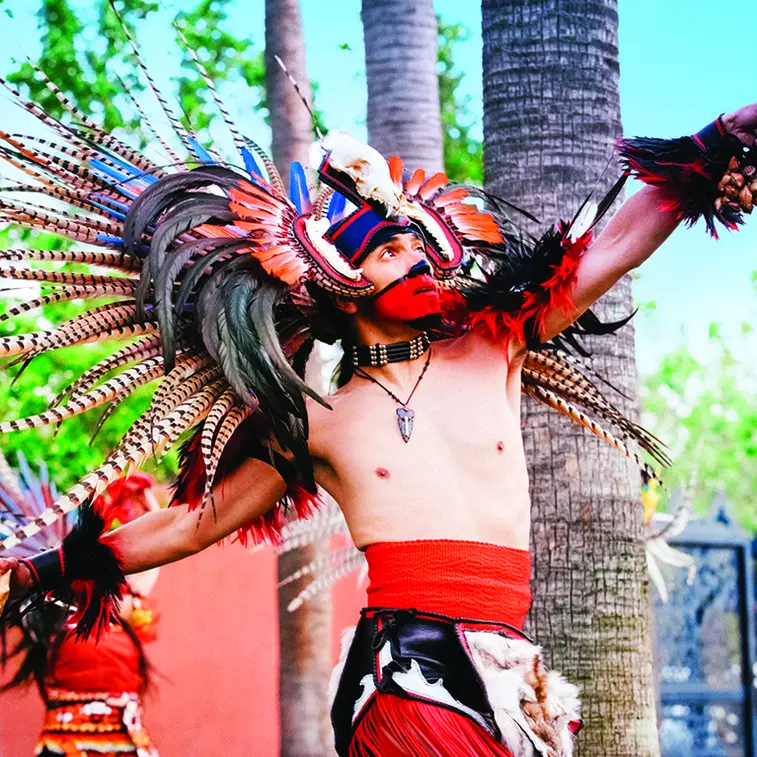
375, 467, 391, 479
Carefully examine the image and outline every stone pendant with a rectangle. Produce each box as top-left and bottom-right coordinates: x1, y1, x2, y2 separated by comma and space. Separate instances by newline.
396, 406, 415, 443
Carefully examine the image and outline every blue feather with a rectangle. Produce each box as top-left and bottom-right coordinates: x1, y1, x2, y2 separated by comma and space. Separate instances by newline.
16, 452, 43, 513
89, 195, 130, 213
289, 161, 311, 214
188, 137, 214, 164
96, 151, 140, 178
96, 234, 125, 246
241, 147, 265, 181
327, 191, 347, 221
89, 199, 126, 220
90, 158, 131, 184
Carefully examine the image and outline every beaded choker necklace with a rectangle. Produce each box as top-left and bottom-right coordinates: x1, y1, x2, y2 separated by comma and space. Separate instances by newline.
350, 332, 430, 368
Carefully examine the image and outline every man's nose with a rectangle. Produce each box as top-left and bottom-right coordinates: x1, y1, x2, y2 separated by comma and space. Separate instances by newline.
407, 259, 432, 278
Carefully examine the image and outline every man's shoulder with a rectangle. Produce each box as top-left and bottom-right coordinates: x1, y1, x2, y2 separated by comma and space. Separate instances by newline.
435, 329, 514, 363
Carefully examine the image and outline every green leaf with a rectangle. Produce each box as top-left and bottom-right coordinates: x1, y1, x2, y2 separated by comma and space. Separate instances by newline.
437, 16, 482, 185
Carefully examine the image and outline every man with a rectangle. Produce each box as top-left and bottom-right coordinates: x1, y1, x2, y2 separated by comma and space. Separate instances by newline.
0, 49, 755, 753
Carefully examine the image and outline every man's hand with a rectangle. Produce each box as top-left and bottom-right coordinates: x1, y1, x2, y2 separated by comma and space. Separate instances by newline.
722, 104, 757, 147
0, 557, 34, 615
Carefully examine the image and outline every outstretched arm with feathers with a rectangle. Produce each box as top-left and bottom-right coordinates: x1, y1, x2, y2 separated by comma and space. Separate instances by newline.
535, 102, 757, 346
536, 184, 678, 344
0, 457, 287, 601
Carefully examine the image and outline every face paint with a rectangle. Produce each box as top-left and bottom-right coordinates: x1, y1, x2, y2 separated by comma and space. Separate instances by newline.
371, 260, 442, 324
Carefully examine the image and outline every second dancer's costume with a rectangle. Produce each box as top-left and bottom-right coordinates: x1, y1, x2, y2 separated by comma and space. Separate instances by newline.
0, 18, 753, 754
1, 464, 159, 757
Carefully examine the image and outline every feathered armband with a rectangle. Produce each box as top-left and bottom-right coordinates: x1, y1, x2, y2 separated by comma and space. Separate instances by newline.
12, 506, 126, 640
618, 116, 755, 237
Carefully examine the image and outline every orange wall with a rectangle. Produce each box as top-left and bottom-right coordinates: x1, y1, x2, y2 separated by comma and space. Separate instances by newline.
0, 543, 365, 756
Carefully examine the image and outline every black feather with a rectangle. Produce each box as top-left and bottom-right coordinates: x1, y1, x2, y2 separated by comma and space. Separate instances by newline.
617, 132, 746, 236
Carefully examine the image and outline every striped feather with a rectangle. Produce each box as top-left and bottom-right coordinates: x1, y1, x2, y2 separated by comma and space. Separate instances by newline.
107, 0, 195, 157
0, 249, 142, 272
523, 382, 656, 479
18, 61, 159, 175
148, 351, 212, 417
115, 73, 184, 168
199, 403, 252, 514
521, 356, 670, 467
0, 286, 135, 323
56, 334, 165, 402
200, 388, 238, 473
173, 22, 247, 158
0, 358, 164, 433
0, 267, 137, 287
286, 550, 365, 612
0, 320, 158, 358
0, 378, 227, 552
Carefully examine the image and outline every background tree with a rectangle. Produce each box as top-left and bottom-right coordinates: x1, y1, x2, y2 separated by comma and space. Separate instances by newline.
481, 1, 659, 755
361, 0, 443, 173
641, 312, 757, 531
0, 0, 264, 484
264, 1, 333, 754
437, 17, 483, 185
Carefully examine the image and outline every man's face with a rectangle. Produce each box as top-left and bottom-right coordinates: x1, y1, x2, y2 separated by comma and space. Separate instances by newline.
357, 232, 441, 325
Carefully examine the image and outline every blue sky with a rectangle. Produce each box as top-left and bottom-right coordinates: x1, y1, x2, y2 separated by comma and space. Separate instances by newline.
0, 0, 754, 375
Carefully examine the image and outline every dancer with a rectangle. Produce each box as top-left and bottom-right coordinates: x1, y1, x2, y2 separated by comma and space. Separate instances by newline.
0, 26, 755, 754
1, 461, 159, 757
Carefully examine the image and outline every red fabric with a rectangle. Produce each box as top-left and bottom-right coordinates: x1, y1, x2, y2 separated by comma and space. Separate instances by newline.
364, 539, 532, 629
45, 626, 142, 694
350, 693, 515, 757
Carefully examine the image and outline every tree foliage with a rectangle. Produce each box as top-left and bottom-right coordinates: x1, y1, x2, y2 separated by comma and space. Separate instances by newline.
0, 0, 267, 484
641, 316, 757, 531
437, 17, 482, 185
8, 0, 157, 133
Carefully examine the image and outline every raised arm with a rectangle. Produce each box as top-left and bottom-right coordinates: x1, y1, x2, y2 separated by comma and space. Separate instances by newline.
538, 104, 757, 344
539, 184, 677, 342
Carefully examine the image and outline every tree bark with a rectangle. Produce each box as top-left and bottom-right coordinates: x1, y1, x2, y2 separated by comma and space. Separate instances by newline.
265, 0, 314, 190
265, 2, 332, 755
361, 0, 444, 173
482, 2, 659, 755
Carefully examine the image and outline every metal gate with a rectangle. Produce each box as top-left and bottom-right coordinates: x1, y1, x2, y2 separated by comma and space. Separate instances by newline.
653, 494, 757, 757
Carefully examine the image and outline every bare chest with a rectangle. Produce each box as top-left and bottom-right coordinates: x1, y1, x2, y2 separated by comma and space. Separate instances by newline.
314, 348, 526, 501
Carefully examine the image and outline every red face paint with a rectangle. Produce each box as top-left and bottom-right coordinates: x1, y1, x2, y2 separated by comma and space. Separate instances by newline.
371, 274, 441, 323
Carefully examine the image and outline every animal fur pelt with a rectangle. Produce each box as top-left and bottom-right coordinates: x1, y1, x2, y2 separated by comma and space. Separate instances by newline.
465, 631, 581, 757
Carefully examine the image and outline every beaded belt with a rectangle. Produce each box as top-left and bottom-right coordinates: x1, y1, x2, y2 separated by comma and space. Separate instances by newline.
37, 689, 158, 756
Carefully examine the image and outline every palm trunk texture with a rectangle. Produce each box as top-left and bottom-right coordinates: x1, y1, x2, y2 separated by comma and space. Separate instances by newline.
481, 2, 660, 755
361, 0, 444, 173
265, 1, 333, 754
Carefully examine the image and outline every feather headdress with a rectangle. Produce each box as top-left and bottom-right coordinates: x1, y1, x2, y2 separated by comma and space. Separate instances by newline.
0, 12, 668, 557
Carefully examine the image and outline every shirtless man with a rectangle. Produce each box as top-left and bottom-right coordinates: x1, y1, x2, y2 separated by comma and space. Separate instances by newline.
2, 102, 756, 756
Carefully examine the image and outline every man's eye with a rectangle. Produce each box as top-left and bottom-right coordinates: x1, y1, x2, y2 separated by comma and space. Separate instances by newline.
380, 249, 396, 259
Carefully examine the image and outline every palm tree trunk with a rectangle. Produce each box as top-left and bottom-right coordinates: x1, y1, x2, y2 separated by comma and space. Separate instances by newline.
265, 2, 333, 754
482, 2, 659, 756
361, 0, 444, 173
265, 0, 314, 189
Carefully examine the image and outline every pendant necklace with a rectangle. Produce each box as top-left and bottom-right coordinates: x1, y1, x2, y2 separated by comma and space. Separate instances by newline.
354, 349, 432, 443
